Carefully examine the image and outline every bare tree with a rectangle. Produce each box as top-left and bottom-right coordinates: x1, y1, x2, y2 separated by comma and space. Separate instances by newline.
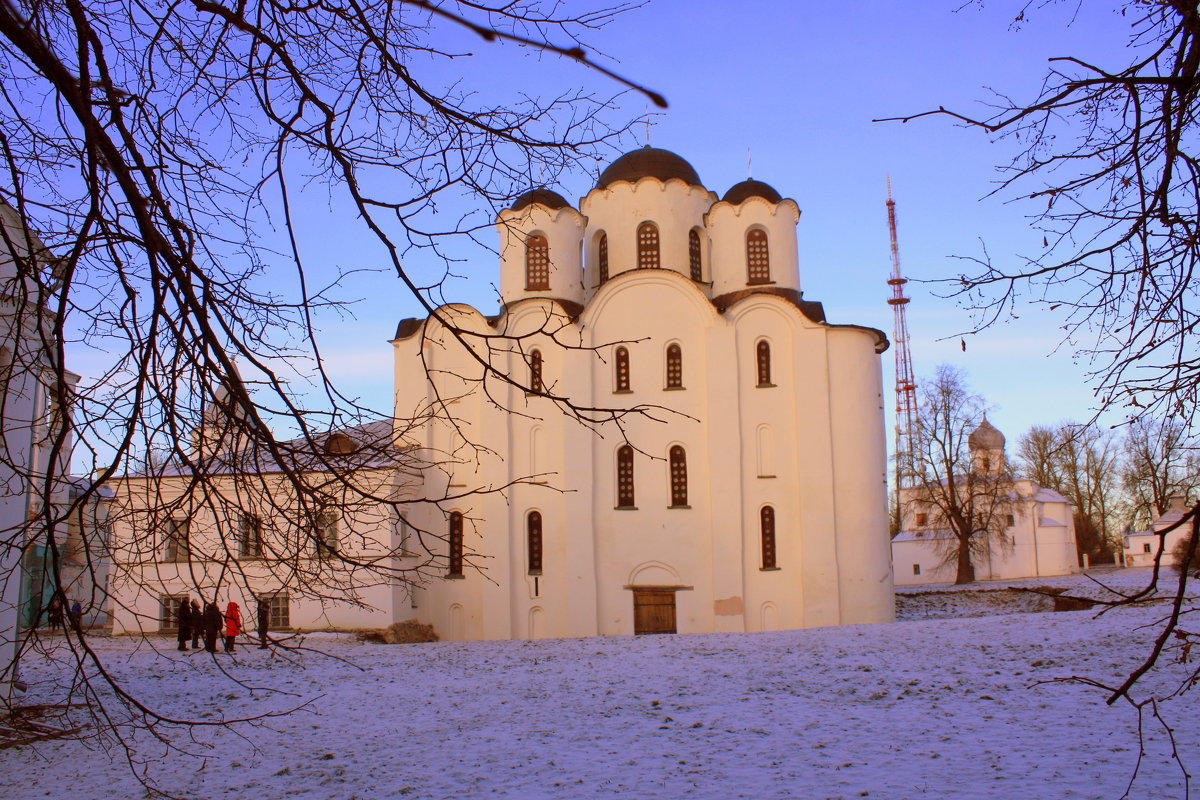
904, 365, 1014, 584
1016, 421, 1122, 562
0, 0, 666, 766
1121, 415, 1198, 530
882, 0, 1200, 774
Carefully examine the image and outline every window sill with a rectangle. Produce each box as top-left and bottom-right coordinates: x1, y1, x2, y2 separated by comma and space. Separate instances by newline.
747, 280, 776, 287
756, 383, 776, 389
663, 386, 685, 391
445, 573, 466, 580
760, 566, 781, 572
669, 505, 691, 510
758, 474, 776, 480
614, 505, 638, 511
613, 389, 633, 395
528, 570, 543, 577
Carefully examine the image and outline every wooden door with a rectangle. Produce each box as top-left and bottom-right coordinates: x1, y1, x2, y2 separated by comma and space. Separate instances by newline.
633, 589, 677, 635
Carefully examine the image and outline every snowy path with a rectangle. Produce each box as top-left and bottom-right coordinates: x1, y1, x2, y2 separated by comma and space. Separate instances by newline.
1, 575, 1195, 799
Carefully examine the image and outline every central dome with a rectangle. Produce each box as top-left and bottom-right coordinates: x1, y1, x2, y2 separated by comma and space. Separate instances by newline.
595, 147, 703, 190
969, 416, 1006, 451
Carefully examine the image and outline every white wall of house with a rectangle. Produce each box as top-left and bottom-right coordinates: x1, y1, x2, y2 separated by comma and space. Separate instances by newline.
1123, 495, 1193, 569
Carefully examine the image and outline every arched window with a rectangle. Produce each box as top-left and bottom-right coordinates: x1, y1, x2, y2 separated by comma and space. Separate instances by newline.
756, 340, 772, 387
617, 445, 635, 508
761, 506, 777, 569
665, 343, 683, 389
615, 346, 631, 392
688, 229, 702, 281
598, 232, 609, 285
669, 445, 688, 507
637, 222, 660, 269
525, 234, 550, 290
529, 348, 543, 394
527, 511, 543, 574
448, 512, 464, 576
746, 229, 770, 284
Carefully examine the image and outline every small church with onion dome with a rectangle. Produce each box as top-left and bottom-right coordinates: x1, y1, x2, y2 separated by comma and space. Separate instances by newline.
390, 147, 897, 639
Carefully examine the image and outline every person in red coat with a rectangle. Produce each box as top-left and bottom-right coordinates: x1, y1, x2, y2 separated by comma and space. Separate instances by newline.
223, 601, 242, 653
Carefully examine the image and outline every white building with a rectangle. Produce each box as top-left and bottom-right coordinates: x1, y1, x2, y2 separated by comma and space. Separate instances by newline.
106, 148, 897, 640
0, 203, 109, 704
394, 147, 895, 638
1123, 494, 1193, 568
892, 419, 1079, 586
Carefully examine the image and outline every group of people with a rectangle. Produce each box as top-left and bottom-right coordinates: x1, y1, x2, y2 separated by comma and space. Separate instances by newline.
45, 592, 83, 631
176, 598, 269, 653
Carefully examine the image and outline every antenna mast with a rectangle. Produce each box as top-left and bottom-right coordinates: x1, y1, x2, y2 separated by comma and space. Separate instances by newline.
886, 178, 918, 491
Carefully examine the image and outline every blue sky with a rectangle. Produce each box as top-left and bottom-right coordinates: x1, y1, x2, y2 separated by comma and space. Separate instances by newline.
292, 1, 1139, 448
65, 1, 1145, 461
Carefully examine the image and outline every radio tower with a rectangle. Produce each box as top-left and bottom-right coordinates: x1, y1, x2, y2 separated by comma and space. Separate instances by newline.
886, 178, 918, 491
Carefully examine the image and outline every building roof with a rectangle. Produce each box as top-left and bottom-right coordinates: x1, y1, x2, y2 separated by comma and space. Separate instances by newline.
509, 188, 571, 212
595, 147, 704, 190
721, 179, 783, 205
123, 419, 409, 479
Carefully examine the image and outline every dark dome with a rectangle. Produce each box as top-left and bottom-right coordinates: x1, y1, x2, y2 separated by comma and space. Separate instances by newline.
969, 416, 1006, 451
509, 188, 570, 212
595, 147, 703, 190
722, 179, 782, 205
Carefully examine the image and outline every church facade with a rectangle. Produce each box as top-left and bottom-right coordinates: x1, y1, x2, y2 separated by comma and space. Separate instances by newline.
393, 148, 895, 638
105, 148, 896, 641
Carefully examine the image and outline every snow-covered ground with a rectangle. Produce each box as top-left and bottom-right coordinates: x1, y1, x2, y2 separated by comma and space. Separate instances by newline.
1, 568, 1195, 800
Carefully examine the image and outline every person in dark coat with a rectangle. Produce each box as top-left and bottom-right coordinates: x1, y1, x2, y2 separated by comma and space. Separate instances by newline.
223, 601, 242, 653
46, 593, 65, 631
176, 596, 192, 651
256, 598, 270, 649
202, 601, 222, 652
189, 599, 202, 649
68, 601, 83, 631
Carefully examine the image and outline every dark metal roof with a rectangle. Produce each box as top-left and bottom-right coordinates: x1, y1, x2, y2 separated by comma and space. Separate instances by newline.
393, 317, 423, 340
722, 179, 783, 205
595, 147, 704, 190
509, 188, 571, 212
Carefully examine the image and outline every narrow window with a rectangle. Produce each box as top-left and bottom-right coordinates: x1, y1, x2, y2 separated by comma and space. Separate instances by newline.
1143, 543, 1152, 554
913, 564, 921, 576
449, 511, 464, 575
688, 229, 702, 281
756, 340, 772, 387
529, 349, 543, 394
159, 595, 187, 632
665, 344, 683, 389
164, 518, 188, 563
527, 511, 543, 574
238, 514, 263, 560
915, 512, 928, 527
1005, 513, 1015, 527
525, 234, 550, 290
267, 593, 291, 629
637, 222, 660, 269
615, 346, 631, 392
617, 445, 635, 508
669, 445, 688, 507
314, 510, 338, 558
761, 506, 777, 569
598, 232, 609, 285
747, 229, 770, 284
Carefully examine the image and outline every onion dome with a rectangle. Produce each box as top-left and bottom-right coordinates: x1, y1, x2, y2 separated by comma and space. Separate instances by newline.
509, 188, 570, 212
968, 416, 1005, 451
722, 179, 782, 205
595, 146, 703, 190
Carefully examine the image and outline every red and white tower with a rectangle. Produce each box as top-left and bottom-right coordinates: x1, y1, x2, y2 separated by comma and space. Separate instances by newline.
886, 178, 917, 490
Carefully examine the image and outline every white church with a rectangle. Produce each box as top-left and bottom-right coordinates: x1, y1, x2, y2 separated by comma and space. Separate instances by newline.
108, 147, 897, 640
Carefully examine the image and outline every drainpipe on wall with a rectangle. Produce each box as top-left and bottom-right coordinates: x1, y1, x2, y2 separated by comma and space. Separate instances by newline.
1031, 500, 1041, 577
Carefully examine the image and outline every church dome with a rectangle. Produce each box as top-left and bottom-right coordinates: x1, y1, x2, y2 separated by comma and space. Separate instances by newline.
722, 179, 782, 205
969, 416, 1005, 451
595, 147, 703, 190
509, 188, 570, 212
